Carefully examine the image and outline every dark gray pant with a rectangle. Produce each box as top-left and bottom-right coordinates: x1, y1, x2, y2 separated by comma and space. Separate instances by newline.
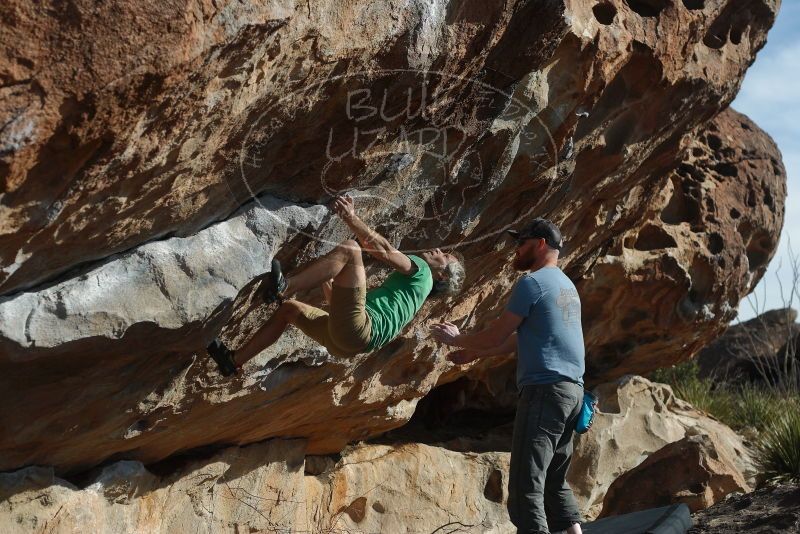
507, 381, 583, 533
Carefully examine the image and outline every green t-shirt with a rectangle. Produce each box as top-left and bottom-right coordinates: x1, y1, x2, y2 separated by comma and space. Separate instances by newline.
365, 255, 433, 350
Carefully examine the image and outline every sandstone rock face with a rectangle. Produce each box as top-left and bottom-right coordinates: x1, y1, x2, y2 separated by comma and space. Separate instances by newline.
0, 195, 328, 360
409, 375, 757, 520
1, 439, 308, 534
599, 434, 749, 516
0, 0, 781, 295
308, 443, 512, 533
567, 376, 756, 518
0, 0, 785, 477
0, 377, 760, 531
0, 439, 513, 534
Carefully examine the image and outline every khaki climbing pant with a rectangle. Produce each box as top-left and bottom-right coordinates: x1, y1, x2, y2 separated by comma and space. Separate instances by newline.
293, 285, 372, 357
508, 381, 584, 533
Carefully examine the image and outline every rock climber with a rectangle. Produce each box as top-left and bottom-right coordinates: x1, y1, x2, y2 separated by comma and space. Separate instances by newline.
207, 194, 465, 376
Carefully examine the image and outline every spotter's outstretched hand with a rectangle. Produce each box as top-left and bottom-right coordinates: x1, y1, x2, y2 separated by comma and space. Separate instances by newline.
447, 349, 479, 365
431, 321, 460, 345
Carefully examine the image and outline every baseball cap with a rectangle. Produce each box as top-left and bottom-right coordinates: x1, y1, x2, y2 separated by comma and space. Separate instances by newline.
506, 218, 564, 250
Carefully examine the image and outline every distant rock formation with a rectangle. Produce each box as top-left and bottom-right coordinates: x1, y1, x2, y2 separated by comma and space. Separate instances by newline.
698, 308, 799, 383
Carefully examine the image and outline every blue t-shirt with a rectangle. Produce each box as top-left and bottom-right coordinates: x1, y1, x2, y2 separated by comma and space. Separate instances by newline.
505, 266, 585, 388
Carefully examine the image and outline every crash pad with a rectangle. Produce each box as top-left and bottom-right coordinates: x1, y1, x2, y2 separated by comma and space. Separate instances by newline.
583, 503, 692, 534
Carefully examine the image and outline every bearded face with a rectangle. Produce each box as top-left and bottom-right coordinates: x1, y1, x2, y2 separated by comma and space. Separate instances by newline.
512, 239, 540, 271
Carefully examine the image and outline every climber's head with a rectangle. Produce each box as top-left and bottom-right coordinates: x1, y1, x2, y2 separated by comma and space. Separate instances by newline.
421, 249, 465, 297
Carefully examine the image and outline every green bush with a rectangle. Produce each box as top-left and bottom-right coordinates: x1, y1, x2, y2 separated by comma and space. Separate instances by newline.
648, 362, 795, 432
757, 408, 800, 483
651, 362, 736, 427
731, 383, 782, 431
650, 361, 702, 389
678, 379, 736, 426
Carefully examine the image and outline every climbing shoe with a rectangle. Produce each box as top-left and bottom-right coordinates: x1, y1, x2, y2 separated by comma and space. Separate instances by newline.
264, 258, 287, 304
207, 338, 238, 377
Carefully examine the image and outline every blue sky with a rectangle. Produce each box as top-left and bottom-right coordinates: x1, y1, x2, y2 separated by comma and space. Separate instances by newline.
732, 2, 800, 321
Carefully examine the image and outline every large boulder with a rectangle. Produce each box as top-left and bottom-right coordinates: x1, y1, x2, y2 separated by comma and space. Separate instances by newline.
0, 439, 514, 533
568, 376, 756, 518
0, 0, 785, 476
599, 434, 749, 516
403, 375, 758, 520
577, 109, 787, 381
0, 375, 761, 531
1, 0, 779, 295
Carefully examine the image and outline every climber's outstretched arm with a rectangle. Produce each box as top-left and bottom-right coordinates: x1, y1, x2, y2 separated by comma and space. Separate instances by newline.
333, 195, 414, 275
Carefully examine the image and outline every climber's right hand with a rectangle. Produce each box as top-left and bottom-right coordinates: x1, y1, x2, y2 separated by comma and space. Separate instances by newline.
333, 194, 356, 222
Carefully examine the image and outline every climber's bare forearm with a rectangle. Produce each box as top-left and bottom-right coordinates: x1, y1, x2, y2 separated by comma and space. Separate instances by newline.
334, 195, 412, 274
344, 215, 412, 274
